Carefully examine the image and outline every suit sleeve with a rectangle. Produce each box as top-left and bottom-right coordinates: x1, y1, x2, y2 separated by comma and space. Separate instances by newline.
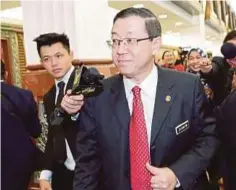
201, 58, 223, 81
169, 77, 220, 189
42, 125, 54, 170
40, 95, 54, 171
24, 90, 42, 138
217, 90, 236, 147
73, 97, 101, 190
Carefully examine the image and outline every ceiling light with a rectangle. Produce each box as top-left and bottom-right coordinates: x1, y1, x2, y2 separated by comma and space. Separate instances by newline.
158, 14, 167, 19
165, 30, 172, 34
133, 4, 144, 8
173, 32, 180, 36
211, 37, 216, 41
175, 22, 183, 26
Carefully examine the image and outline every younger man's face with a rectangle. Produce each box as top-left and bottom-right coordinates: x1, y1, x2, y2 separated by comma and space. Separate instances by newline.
40, 42, 73, 80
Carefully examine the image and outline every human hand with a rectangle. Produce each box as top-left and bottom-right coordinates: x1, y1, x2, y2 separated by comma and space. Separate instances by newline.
146, 163, 176, 190
39, 179, 52, 190
61, 89, 84, 115
200, 58, 212, 74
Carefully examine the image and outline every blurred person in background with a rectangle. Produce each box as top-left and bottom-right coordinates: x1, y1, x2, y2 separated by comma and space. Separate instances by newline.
200, 30, 236, 106
197, 30, 236, 190
186, 48, 225, 190
216, 89, 236, 190
1, 61, 42, 190
154, 53, 162, 66
162, 50, 184, 71
186, 48, 214, 106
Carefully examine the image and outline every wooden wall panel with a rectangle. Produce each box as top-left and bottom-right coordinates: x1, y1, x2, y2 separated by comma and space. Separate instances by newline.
23, 70, 54, 102
17, 33, 27, 75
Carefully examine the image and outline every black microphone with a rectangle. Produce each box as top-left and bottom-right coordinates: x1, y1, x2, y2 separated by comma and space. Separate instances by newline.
71, 66, 104, 96
221, 42, 236, 59
82, 67, 104, 83
49, 66, 104, 126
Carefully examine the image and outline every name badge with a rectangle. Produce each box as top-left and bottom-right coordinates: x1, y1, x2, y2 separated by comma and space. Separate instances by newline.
175, 120, 189, 135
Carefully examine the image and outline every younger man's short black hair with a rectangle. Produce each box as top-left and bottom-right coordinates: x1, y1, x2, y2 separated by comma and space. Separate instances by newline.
33, 33, 70, 56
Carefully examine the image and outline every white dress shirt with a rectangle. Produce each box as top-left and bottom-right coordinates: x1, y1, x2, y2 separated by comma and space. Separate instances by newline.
123, 65, 180, 187
123, 65, 158, 147
40, 66, 76, 181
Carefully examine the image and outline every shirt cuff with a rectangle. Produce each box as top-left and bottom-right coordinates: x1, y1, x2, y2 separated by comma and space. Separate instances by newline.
71, 112, 80, 121
39, 170, 52, 181
175, 177, 181, 188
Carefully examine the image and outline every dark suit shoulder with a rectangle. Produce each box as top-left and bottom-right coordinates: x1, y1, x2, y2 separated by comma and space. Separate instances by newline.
1, 83, 34, 103
160, 67, 198, 86
101, 74, 121, 87
221, 90, 236, 112
83, 74, 122, 107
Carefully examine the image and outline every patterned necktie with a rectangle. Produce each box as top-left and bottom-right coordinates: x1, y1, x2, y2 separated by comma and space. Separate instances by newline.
53, 81, 67, 163
129, 86, 151, 190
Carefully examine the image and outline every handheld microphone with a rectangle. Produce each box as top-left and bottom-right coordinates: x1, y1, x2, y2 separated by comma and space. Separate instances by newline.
221, 43, 236, 59
49, 66, 104, 126
71, 66, 104, 97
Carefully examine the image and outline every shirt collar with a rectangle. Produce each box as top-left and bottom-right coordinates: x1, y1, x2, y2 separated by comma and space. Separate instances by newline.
55, 65, 74, 89
123, 65, 158, 99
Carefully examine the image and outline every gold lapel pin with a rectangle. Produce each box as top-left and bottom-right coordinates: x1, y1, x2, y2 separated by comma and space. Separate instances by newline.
165, 95, 171, 102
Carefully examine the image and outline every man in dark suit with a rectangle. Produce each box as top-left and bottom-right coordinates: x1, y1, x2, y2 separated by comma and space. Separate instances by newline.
217, 90, 236, 190
74, 8, 219, 190
33, 33, 84, 190
1, 62, 42, 190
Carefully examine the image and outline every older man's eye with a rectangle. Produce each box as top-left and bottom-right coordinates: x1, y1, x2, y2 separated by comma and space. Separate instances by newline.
127, 38, 136, 44
112, 39, 119, 45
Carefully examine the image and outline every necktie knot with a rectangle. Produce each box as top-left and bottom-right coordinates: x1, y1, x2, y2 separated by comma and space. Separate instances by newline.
57, 81, 65, 91
132, 86, 141, 98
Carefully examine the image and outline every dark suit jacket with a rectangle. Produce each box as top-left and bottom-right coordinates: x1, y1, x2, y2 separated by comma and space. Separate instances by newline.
201, 56, 233, 106
1, 82, 42, 190
42, 70, 79, 171
74, 67, 219, 190
217, 90, 236, 190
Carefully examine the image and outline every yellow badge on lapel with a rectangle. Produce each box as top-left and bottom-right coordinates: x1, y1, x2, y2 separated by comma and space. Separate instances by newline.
165, 95, 171, 102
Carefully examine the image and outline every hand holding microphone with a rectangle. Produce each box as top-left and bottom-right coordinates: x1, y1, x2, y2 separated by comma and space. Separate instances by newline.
49, 66, 104, 126
60, 90, 84, 115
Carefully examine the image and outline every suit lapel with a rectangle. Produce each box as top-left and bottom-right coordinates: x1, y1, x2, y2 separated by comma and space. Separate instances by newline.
45, 68, 75, 118
44, 86, 56, 116
110, 75, 130, 133
110, 75, 130, 183
150, 67, 176, 145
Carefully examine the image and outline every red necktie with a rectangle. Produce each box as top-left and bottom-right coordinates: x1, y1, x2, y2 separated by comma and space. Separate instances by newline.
129, 86, 151, 190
